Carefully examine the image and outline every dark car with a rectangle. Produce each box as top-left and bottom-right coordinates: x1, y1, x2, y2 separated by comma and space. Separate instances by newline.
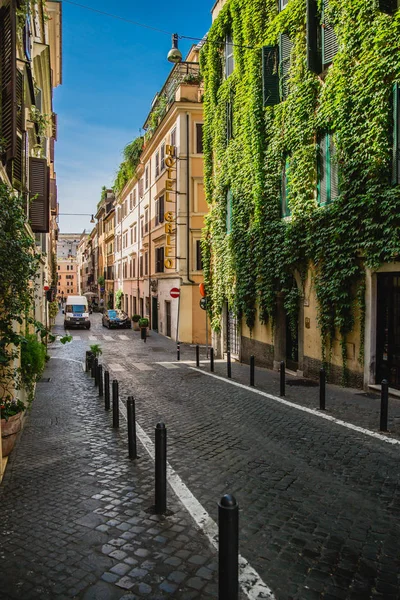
102, 309, 131, 329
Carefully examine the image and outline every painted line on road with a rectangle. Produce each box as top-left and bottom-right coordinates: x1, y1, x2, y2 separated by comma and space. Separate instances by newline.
49, 356, 86, 371
72, 335, 81, 341
89, 336, 98, 341
103, 335, 114, 341
156, 362, 180, 370
188, 368, 400, 447
108, 363, 125, 372
118, 335, 129, 340
118, 400, 275, 600
133, 363, 153, 371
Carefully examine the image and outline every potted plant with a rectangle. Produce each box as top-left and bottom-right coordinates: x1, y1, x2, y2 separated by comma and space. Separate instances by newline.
1, 397, 26, 457
139, 317, 149, 341
86, 344, 102, 372
132, 314, 141, 331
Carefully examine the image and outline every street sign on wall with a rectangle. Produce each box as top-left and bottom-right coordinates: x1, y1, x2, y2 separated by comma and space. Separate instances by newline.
200, 298, 207, 310
170, 287, 180, 299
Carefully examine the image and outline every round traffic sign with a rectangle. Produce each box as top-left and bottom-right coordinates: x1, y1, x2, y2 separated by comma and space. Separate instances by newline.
170, 287, 180, 299
43, 285, 50, 291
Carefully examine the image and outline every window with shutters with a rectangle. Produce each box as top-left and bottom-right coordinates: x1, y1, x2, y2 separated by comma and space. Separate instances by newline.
29, 157, 49, 233
196, 240, 203, 271
161, 143, 166, 171
262, 46, 280, 107
322, 0, 338, 67
144, 207, 149, 233
133, 188, 137, 207
133, 224, 137, 243
306, 0, 322, 75
279, 0, 289, 10
225, 33, 234, 78
318, 133, 339, 205
145, 165, 149, 189
196, 123, 204, 153
281, 158, 291, 217
0, 2, 18, 174
132, 257, 136, 278
140, 217, 144, 239
155, 199, 159, 226
139, 178, 144, 198
226, 189, 232, 234
155, 151, 160, 178
155, 247, 165, 273
393, 82, 400, 185
144, 252, 148, 275
171, 127, 176, 148
279, 34, 292, 101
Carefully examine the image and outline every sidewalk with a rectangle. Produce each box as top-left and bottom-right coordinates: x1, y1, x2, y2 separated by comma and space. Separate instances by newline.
0, 357, 218, 599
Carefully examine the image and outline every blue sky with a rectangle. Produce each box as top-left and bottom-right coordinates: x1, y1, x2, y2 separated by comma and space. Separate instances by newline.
55, 0, 212, 233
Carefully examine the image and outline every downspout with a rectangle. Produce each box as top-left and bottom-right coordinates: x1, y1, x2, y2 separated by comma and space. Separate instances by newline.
186, 112, 195, 284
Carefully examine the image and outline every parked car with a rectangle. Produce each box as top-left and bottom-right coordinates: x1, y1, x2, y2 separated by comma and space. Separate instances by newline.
102, 309, 131, 329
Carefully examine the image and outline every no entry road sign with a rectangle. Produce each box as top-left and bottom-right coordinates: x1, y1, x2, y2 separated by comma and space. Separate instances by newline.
170, 287, 180, 299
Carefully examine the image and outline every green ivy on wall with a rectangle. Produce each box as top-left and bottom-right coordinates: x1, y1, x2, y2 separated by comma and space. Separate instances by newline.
113, 136, 144, 195
200, 0, 400, 380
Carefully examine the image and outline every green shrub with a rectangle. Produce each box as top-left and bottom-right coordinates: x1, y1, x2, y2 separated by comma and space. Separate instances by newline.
20, 334, 47, 400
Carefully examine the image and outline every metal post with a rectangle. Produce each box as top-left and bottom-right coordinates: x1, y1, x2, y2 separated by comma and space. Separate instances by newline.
177, 342, 180, 361
280, 361, 285, 397
127, 396, 137, 459
98, 365, 103, 397
91, 357, 97, 378
319, 368, 326, 410
112, 380, 119, 428
104, 371, 110, 411
210, 347, 214, 372
85, 351, 91, 373
95, 362, 99, 387
218, 494, 239, 600
250, 355, 255, 387
380, 379, 389, 432
155, 422, 167, 514
227, 351, 231, 379
196, 344, 200, 367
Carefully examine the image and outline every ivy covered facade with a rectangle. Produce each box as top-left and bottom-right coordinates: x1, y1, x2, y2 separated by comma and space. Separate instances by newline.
201, 0, 400, 388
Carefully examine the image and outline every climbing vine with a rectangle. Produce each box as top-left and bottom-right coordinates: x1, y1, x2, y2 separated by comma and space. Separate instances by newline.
200, 0, 400, 378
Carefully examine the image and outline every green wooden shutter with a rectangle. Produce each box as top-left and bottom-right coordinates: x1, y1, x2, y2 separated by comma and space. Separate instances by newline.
0, 0, 17, 163
322, 0, 338, 67
306, 0, 321, 74
379, 0, 397, 14
279, 34, 292, 101
392, 82, 400, 185
318, 136, 328, 205
262, 46, 280, 107
329, 135, 339, 200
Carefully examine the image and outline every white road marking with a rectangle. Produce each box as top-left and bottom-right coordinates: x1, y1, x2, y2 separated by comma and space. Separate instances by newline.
72, 335, 81, 341
103, 335, 114, 341
108, 363, 125, 372
89, 336, 98, 341
189, 368, 400, 447
118, 335, 129, 340
178, 359, 226, 365
133, 363, 153, 371
156, 362, 180, 370
117, 400, 275, 600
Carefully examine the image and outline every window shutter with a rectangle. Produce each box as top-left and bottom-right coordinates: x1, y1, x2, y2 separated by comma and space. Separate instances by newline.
279, 34, 292, 101
262, 46, 280, 107
159, 195, 164, 223
307, 0, 322, 74
0, 1, 17, 162
50, 177, 58, 214
226, 100, 233, 141
196, 240, 203, 271
155, 199, 159, 226
322, 0, 338, 67
378, 0, 397, 14
330, 135, 339, 199
29, 157, 49, 233
225, 33, 234, 78
13, 134, 23, 186
392, 82, 400, 185
279, 0, 289, 9
318, 136, 328, 205
16, 69, 24, 132
160, 247, 164, 272
196, 123, 204, 153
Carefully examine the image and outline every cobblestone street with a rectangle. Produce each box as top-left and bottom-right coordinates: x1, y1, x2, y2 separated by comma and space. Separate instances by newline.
1, 313, 400, 599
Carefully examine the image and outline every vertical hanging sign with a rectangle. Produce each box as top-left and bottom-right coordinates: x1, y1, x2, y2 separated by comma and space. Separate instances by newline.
164, 145, 176, 269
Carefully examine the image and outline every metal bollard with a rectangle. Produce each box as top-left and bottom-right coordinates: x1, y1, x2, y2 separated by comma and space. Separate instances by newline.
112, 380, 119, 428
218, 494, 239, 600
250, 355, 255, 387
98, 365, 103, 397
319, 368, 326, 410
104, 371, 110, 411
210, 347, 214, 372
155, 422, 167, 514
227, 351, 232, 379
85, 351, 91, 373
196, 345, 200, 367
91, 357, 97, 378
380, 379, 389, 432
177, 342, 180, 361
127, 396, 137, 459
95, 362, 100, 387
280, 361, 285, 397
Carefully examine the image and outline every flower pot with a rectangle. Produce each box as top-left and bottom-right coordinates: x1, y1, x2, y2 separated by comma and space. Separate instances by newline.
132, 322, 140, 331
1, 412, 23, 457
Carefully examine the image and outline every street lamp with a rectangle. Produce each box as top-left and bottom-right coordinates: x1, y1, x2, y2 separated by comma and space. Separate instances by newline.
167, 33, 183, 64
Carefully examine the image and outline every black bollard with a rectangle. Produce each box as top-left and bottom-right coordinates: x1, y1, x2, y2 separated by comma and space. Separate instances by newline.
250, 355, 255, 387
227, 351, 232, 379
196, 345, 200, 367
112, 380, 119, 428
91, 357, 97, 378
319, 368, 326, 410
155, 423, 167, 514
280, 361, 285, 397
104, 371, 110, 411
95, 362, 100, 387
210, 347, 214, 372
380, 379, 389, 432
85, 351, 92, 373
177, 342, 180, 361
127, 396, 137, 459
98, 365, 103, 397
218, 494, 239, 600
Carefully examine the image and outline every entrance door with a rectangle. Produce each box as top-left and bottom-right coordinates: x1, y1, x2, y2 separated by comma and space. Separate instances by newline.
165, 301, 171, 338
376, 273, 400, 388
286, 315, 299, 372
152, 297, 158, 332
227, 310, 240, 358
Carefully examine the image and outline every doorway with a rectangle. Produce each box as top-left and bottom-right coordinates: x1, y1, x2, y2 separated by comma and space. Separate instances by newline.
376, 273, 400, 388
152, 297, 158, 332
227, 309, 240, 359
165, 301, 171, 338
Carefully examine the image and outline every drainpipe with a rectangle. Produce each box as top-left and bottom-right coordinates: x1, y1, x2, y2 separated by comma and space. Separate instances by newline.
186, 112, 195, 285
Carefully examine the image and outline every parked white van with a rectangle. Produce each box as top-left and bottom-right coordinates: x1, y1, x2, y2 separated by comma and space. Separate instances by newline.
63, 296, 91, 330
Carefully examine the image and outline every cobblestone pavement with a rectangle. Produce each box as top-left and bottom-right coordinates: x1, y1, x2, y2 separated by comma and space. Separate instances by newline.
2, 312, 400, 600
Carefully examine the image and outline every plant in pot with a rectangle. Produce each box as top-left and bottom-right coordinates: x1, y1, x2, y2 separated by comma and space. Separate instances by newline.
132, 314, 141, 331
86, 344, 102, 372
139, 317, 149, 341
1, 397, 26, 458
